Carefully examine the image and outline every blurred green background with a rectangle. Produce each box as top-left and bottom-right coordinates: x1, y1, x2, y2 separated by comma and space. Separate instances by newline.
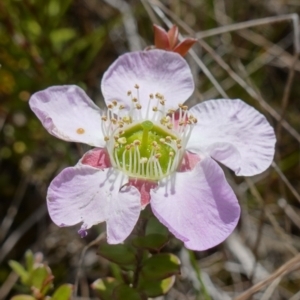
1, 0, 300, 299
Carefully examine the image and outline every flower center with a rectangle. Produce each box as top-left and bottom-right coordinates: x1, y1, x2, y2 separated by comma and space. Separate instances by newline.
101, 85, 197, 180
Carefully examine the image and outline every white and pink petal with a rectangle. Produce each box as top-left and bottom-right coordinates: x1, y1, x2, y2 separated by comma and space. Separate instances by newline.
188, 99, 276, 176
150, 157, 240, 251
29, 85, 105, 147
47, 165, 141, 244
101, 50, 194, 117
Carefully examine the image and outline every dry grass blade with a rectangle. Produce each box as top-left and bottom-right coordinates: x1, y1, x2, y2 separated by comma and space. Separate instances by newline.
234, 254, 300, 300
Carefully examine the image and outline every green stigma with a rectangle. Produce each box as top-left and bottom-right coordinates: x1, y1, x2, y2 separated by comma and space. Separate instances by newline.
113, 121, 179, 180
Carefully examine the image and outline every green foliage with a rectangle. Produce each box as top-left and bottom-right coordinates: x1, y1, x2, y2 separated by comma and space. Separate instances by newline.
132, 234, 169, 251
98, 242, 137, 265
94, 223, 180, 299
91, 278, 120, 300
51, 284, 73, 300
137, 275, 175, 297
140, 253, 181, 281
9, 251, 72, 300
113, 284, 144, 300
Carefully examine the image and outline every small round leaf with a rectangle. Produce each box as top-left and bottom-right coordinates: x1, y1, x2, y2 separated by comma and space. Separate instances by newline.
112, 284, 144, 300
91, 277, 119, 300
141, 253, 180, 281
138, 275, 175, 297
52, 284, 73, 300
132, 234, 168, 251
98, 243, 136, 265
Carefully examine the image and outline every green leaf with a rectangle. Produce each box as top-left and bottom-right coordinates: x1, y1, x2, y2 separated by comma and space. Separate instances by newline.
112, 284, 143, 300
145, 217, 169, 236
132, 234, 169, 251
91, 278, 119, 300
11, 296, 35, 300
141, 253, 181, 281
52, 284, 73, 300
138, 275, 175, 297
25, 250, 34, 273
31, 265, 53, 294
9, 260, 29, 284
98, 243, 136, 265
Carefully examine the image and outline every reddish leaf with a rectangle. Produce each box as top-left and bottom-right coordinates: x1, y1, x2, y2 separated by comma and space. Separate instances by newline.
167, 25, 179, 49
153, 24, 170, 50
173, 38, 197, 56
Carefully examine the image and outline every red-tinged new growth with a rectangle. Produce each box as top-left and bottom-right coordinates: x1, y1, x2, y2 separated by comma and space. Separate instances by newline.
153, 24, 197, 57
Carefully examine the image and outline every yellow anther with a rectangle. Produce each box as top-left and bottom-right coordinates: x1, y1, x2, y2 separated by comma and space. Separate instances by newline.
134, 140, 141, 146
111, 118, 117, 124
122, 116, 131, 123
134, 84, 139, 89
107, 104, 114, 109
132, 97, 138, 102
104, 136, 110, 141
119, 130, 125, 135
177, 144, 182, 149
136, 104, 142, 109
101, 116, 107, 121
178, 103, 183, 108
119, 104, 125, 110
155, 153, 161, 159
149, 94, 154, 99
125, 145, 131, 151
169, 151, 174, 157
112, 100, 118, 106
152, 106, 158, 112
127, 91, 132, 96
114, 143, 119, 148
167, 124, 173, 130
159, 138, 166, 143
114, 135, 119, 141
76, 128, 85, 134
168, 109, 175, 114
160, 100, 165, 105
152, 141, 158, 147
155, 93, 164, 100
165, 136, 172, 142
193, 117, 198, 123
176, 139, 181, 144
117, 137, 127, 144
182, 105, 188, 111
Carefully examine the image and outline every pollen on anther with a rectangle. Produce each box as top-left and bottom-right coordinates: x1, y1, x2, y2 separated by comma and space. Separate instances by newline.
136, 104, 142, 109
76, 128, 85, 134
134, 84, 139, 89
101, 116, 107, 121
169, 151, 174, 157
104, 136, 110, 141
119, 104, 125, 110
107, 104, 114, 109
112, 100, 118, 106
152, 106, 158, 112
149, 94, 154, 99
127, 91, 132, 96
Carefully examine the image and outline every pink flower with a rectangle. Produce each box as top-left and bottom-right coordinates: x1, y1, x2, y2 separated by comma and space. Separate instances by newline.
29, 50, 275, 251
